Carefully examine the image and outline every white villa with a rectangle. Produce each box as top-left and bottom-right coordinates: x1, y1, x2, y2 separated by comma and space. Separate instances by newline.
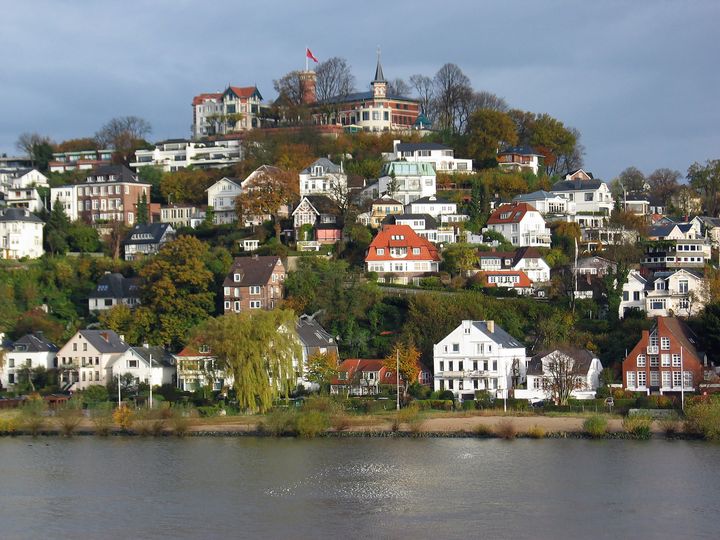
376, 161, 436, 205
0, 208, 44, 259
383, 140, 472, 173
206, 177, 242, 225
515, 349, 603, 403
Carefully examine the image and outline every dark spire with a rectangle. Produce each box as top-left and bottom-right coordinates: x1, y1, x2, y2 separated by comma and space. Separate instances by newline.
373, 46, 386, 83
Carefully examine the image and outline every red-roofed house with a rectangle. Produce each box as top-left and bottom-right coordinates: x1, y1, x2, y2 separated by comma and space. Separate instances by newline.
475, 270, 534, 294
486, 202, 551, 248
192, 85, 264, 138
330, 358, 401, 396
175, 343, 232, 392
365, 224, 440, 284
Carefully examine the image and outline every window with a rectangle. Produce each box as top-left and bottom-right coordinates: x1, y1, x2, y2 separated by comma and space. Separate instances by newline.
234, 273, 241, 282
637, 371, 646, 387
127, 359, 138, 368
412, 248, 420, 255
636, 354, 646, 367
633, 291, 641, 301
623, 291, 629, 301
452, 343, 459, 353
679, 280, 689, 294
584, 193, 593, 202
492, 360, 497, 371
660, 337, 670, 350
376, 248, 385, 255
662, 371, 671, 387
439, 361, 444, 372
650, 356, 659, 367
672, 371, 682, 387
249, 286, 261, 295
224, 301, 231, 310
672, 354, 681, 367
650, 371, 660, 386
8, 358, 14, 368
683, 371, 693, 388
250, 300, 261, 309
234, 301, 240, 311
661, 354, 671, 367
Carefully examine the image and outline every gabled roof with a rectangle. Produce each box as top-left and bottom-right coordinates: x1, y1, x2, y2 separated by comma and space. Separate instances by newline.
11, 333, 58, 353
223, 256, 284, 287
124, 223, 173, 245
396, 142, 450, 152
471, 321, 524, 348
130, 346, 176, 368
382, 213, 438, 229
513, 190, 557, 202
225, 86, 262, 101
192, 92, 222, 106
296, 315, 336, 349
656, 317, 704, 361
487, 202, 540, 225
77, 330, 128, 354
371, 196, 402, 206
293, 195, 340, 217
365, 224, 440, 262
332, 358, 400, 386
205, 176, 242, 192
498, 146, 541, 157
89, 272, 140, 299
477, 270, 533, 288
551, 178, 605, 191
527, 348, 598, 376
300, 157, 343, 175
0, 208, 43, 223
86, 165, 143, 184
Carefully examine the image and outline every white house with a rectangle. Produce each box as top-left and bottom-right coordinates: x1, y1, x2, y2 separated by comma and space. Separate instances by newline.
383, 140, 472, 173
110, 345, 176, 388
619, 270, 647, 319
382, 213, 455, 244
131, 138, 243, 172
477, 247, 551, 283
1, 334, 58, 389
1, 168, 49, 213
365, 224, 441, 284
160, 204, 204, 229
206, 177, 242, 225
497, 146, 542, 176
515, 349, 603, 403
50, 184, 80, 221
88, 272, 141, 313
0, 208, 44, 259
513, 190, 575, 217
551, 169, 613, 218
405, 195, 458, 219
175, 343, 231, 392
485, 202, 551, 248
433, 320, 527, 402
55, 330, 130, 391
645, 269, 707, 318
192, 85, 264, 138
123, 223, 175, 261
377, 161, 436, 205
299, 158, 348, 200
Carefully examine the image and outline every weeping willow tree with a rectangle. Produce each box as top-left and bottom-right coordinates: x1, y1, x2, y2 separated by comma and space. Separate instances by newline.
197, 310, 301, 413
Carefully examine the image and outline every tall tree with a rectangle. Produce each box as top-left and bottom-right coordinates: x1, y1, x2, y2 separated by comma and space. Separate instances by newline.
136, 192, 149, 225
384, 341, 421, 398
273, 70, 304, 105
45, 199, 71, 255
466, 109, 518, 166
236, 167, 298, 238
615, 166, 647, 194
647, 168, 681, 207
315, 57, 355, 101
687, 159, 720, 216
472, 90, 509, 112
305, 351, 339, 393
541, 350, 586, 406
432, 63, 472, 133
15, 132, 54, 171
409, 74, 434, 116
388, 78, 411, 97
95, 116, 152, 163
197, 310, 301, 413
529, 114, 577, 175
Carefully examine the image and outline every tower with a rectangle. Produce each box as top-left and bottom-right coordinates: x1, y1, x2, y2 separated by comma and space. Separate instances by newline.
299, 70, 317, 104
371, 48, 387, 99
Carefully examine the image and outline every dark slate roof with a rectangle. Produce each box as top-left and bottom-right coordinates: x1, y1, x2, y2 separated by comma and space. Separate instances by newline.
0, 208, 43, 223
130, 346, 176, 368
472, 321, 524, 348
12, 333, 58, 353
296, 315, 337, 349
89, 273, 140, 299
498, 146, 540, 156
303, 195, 341, 216
527, 348, 597, 376
410, 195, 453, 205
513, 190, 555, 202
123, 223, 173, 245
373, 57, 386, 83
648, 223, 675, 238
78, 330, 128, 353
396, 142, 450, 152
301, 158, 343, 174
661, 318, 704, 361
223, 256, 283, 287
382, 213, 438, 229
318, 91, 418, 105
86, 164, 142, 184
551, 178, 604, 191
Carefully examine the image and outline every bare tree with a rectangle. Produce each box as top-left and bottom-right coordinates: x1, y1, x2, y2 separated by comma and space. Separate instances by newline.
315, 57, 355, 102
273, 70, 304, 106
95, 116, 152, 162
647, 168, 681, 207
472, 91, 508, 112
556, 127, 585, 173
432, 63, 472, 133
15, 132, 54, 168
388, 78, 410, 97
409, 74, 434, 116
541, 350, 585, 406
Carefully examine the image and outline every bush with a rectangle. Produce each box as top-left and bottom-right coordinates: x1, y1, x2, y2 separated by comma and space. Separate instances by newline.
526, 425, 546, 439
0, 416, 19, 433
397, 403, 424, 435
19, 397, 47, 435
473, 423, 493, 438
260, 409, 297, 437
113, 404, 134, 431
461, 400, 477, 411
295, 410, 329, 438
495, 419, 517, 439
170, 405, 197, 437
407, 382, 431, 399
303, 395, 342, 415
80, 385, 109, 405
659, 415, 681, 437
474, 390, 494, 409
622, 414, 653, 439
684, 397, 720, 440
55, 402, 83, 437
430, 390, 455, 401
90, 403, 114, 436
331, 413, 351, 432
583, 415, 608, 438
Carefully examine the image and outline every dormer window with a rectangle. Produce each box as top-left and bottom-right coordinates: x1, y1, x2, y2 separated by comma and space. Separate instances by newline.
234, 273, 241, 282
312, 166, 324, 177
500, 212, 511, 220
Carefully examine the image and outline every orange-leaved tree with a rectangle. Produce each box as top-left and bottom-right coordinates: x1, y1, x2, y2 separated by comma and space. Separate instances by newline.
236, 166, 298, 238
384, 341, 421, 398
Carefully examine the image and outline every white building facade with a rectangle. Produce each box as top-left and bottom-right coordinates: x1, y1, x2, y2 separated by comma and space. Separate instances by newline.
0, 208, 44, 259
206, 177, 241, 225
377, 161, 436, 205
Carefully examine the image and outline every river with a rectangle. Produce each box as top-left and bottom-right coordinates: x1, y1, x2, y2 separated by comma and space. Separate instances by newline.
0, 437, 716, 539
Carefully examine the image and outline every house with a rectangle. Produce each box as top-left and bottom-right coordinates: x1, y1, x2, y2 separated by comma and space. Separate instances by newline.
123, 223, 175, 261
550, 169, 613, 220
299, 158, 348, 199
55, 330, 130, 391
49, 149, 113, 173
405, 195, 458, 219
292, 195, 343, 245
513, 190, 574, 218
623, 194, 650, 216
433, 320, 527, 402
223, 255, 286, 313
497, 146, 542, 175
1, 168, 49, 212
692, 216, 720, 247
574, 256, 617, 277
50, 184, 79, 221
647, 222, 700, 241
365, 224, 441, 284
486, 202, 551, 248
581, 226, 639, 252
357, 196, 404, 228
131, 138, 243, 172
206, 177, 242, 225
160, 204, 204, 229
382, 214, 455, 244
515, 349, 602, 403
477, 247, 551, 283
112, 345, 176, 388
383, 140, 472, 173
377, 161, 436, 205
622, 317, 710, 395
88, 272, 141, 312
641, 237, 711, 273
295, 314, 339, 389
1, 333, 58, 389
330, 359, 401, 396
308, 55, 421, 132
619, 270, 647, 318
192, 85, 265, 138
175, 343, 231, 392
0, 208, 44, 259
77, 165, 151, 226
644, 269, 706, 318
474, 270, 534, 294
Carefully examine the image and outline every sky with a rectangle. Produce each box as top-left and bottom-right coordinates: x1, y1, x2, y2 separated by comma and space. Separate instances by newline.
1, 0, 718, 181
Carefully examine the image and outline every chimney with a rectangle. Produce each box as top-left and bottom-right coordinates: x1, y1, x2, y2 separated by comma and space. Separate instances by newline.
119, 334, 125, 343
393, 139, 401, 154
487, 320, 495, 333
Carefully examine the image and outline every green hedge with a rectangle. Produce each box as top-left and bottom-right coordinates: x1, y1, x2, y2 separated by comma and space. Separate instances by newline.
414, 399, 454, 411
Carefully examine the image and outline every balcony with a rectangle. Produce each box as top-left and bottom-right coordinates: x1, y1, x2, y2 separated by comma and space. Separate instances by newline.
646, 346, 659, 354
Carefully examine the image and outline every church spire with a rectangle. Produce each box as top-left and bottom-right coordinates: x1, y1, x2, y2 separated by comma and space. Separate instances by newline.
373, 46, 386, 83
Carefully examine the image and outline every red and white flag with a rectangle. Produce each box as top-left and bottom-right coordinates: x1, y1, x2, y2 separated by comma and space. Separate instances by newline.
306, 48, 319, 63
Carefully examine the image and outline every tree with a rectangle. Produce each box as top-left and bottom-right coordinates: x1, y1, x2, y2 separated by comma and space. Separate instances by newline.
45, 199, 71, 255
95, 116, 152, 163
409, 74, 434, 115
55, 137, 99, 153
384, 341, 421, 399
99, 304, 152, 346
432, 63, 472, 133
315, 57, 355, 102
305, 351, 339, 393
615, 166, 647, 194
236, 167, 298, 238
441, 244, 479, 276
67, 221, 101, 253
137, 165, 164, 203
541, 350, 586, 406
136, 192, 149, 225
138, 236, 215, 349
273, 70, 304, 105
196, 310, 301, 413
466, 109, 518, 167
529, 114, 577, 175
388, 78, 410, 97
16, 132, 54, 171
160, 169, 213, 205
687, 159, 720, 216
647, 168, 680, 207
471, 91, 508, 112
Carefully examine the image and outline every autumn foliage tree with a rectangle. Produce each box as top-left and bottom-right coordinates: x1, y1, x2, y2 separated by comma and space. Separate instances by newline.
305, 351, 339, 393
384, 341, 421, 398
236, 167, 298, 237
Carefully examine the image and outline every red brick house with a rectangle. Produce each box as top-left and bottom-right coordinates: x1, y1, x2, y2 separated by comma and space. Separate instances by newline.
223, 256, 286, 314
622, 317, 709, 395
77, 165, 151, 226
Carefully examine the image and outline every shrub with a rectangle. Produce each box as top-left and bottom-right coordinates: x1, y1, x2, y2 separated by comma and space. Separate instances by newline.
80, 385, 109, 405
113, 404, 134, 431
90, 404, 114, 436
684, 397, 720, 440
526, 425, 546, 439
19, 397, 47, 436
473, 423, 493, 438
475, 390, 495, 409
622, 414, 653, 439
495, 419, 517, 440
397, 404, 424, 435
583, 415, 608, 438
303, 395, 342, 415
260, 409, 297, 437
331, 413, 351, 432
170, 405, 197, 437
659, 415, 681, 437
0, 416, 19, 433
461, 400, 476, 411
55, 402, 83, 437
295, 410, 329, 438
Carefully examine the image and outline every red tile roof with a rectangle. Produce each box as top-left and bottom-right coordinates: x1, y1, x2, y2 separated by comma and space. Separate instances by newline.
477, 270, 533, 288
365, 224, 440, 262
192, 92, 222, 106
228, 86, 259, 99
331, 358, 401, 387
487, 202, 539, 225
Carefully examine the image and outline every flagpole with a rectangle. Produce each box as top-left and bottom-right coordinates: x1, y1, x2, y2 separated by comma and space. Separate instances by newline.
305, 46, 308, 72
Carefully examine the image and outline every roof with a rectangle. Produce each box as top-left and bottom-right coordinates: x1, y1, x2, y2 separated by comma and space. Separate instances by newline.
373, 55, 386, 83
89, 273, 140, 299
0, 208, 43, 223
551, 178, 605, 191
300, 158, 343, 174
648, 223, 676, 238
192, 92, 222, 106
498, 146, 541, 156
175, 344, 214, 358
11, 333, 58, 353
130, 346, 176, 368
380, 161, 435, 177
318, 90, 418, 105
527, 348, 597, 376
77, 330, 128, 354
410, 195, 453, 205
332, 358, 400, 386
396, 142, 450, 152
487, 202, 539, 225
513, 190, 557, 202
382, 213, 438, 229
86, 164, 144, 184
225, 86, 262, 100
296, 195, 341, 216
124, 223, 173, 245
296, 315, 336, 349
371, 197, 402, 206
223, 256, 284, 287
205, 177, 242, 192
477, 270, 533, 288
471, 321, 524, 348
365, 224, 441, 262
658, 317, 704, 360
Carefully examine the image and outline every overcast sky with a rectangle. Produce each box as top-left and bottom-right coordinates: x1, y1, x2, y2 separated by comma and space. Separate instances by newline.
1, 0, 718, 180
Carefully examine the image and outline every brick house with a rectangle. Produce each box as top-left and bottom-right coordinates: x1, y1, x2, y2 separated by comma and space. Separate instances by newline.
77, 165, 151, 226
222, 256, 286, 314
622, 317, 710, 395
